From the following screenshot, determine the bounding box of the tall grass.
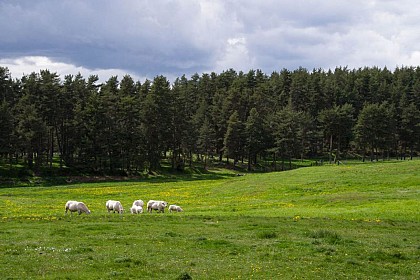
[0,160,419,279]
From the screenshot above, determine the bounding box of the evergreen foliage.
[0,66,419,173]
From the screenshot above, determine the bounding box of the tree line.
[0,66,419,174]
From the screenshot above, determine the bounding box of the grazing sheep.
[132,200,144,208]
[130,199,144,214]
[146,200,157,212]
[106,200,124,214]
[168,205,183,213]
[130,205,143,214]
[148,200,168,208]
[147,200,168,213]
[149,201,166,213]
[65,200,91,215]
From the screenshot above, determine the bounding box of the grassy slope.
[0,161,419,279]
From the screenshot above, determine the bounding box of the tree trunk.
[189,151,192,167]
[329,134,333,164]
[370,143,374,161]
[410,145,414,160]
[247,152,251,171]
[27,152,33,169]
[336,137,341,164]
[204,151,208,170]
[171,148,176,170]
[50,128,54,169]
[403,143,406,160]
[272,152,277,171]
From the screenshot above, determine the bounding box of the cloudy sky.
[1,0,420,82]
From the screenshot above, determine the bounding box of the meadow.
[0,160,419,279]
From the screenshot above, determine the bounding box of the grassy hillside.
[0,160,419,279]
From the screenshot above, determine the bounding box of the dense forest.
[0,66,419,174]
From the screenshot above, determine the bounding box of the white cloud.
[0,56,144,83]
[215,36,255,72]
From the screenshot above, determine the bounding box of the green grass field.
[0,161,419,279]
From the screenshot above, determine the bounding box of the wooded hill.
[0,66,419,174]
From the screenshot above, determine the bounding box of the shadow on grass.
[0,164,238,189]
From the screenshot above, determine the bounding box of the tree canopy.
[0,66,419,174]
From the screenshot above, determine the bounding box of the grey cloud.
[1,0,226,77]
[1,0,420,80]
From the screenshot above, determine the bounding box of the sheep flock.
[65,199,183,215]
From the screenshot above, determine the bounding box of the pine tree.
[319,104,354,163]
[399,102,420,159]
[273,106,304,170]
[245,108,264,170]
[0,100,14,159]
[223,111,244,166]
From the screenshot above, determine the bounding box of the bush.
[309,229,341,244]
[257,231,278,239]
[175,272,192,280]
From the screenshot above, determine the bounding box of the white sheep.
[147,200,168,213]
[168,205,183,213]
[130,205,143,214]
[65,200,91,215]
[132,199,144,208]
[106,200,124,214]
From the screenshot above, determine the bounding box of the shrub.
[309,229,341,244]
[257,231,278,239]
[175,272,192,280]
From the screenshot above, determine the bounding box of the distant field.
[0,160,419,279]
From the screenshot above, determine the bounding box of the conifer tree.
[223,111,244,165]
